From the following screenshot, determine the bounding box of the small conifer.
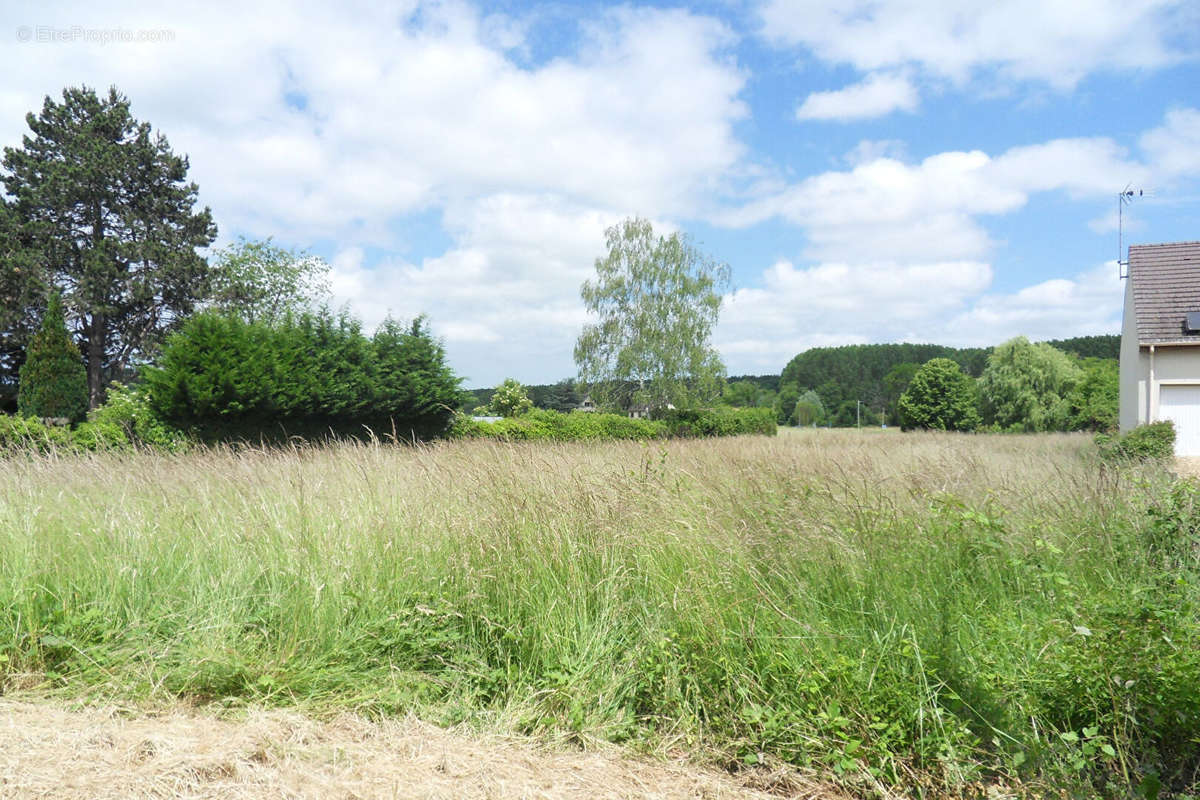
[18,293,88,422]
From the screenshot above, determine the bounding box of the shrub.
[657,406,776,437]
[17,293,88,423]
[0,413,128,455]
[144,311,461,442]
[69,420,129,451]
[1095,420,1175,462]
[87,383,185,450]
[451,407,775,442]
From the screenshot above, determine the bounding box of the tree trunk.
[87,313,104,409]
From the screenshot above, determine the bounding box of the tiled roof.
[1129,241,1200,345]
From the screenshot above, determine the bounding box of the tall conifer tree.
[2,86,217,407]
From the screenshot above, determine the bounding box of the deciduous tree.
[206,237,330,323]
[898,358,980,431]
[574,218,729,411]
[978,337,1081,432]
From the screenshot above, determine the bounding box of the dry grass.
[0,698,844,800]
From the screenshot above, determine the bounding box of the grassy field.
[1,431,1197,797]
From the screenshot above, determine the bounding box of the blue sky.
[3,1,1199,386]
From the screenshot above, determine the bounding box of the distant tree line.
[774,336,1118,430]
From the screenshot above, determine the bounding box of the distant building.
[1119,241,1200,455]
[578,395,597,413]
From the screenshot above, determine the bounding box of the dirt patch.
[0,699,846,799]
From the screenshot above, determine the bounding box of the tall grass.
[1,430,1197,795]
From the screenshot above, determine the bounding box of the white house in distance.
[1119,241,1200,455]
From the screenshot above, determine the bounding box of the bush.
[69,420,129,451]
[88,383,186,450]
[1095,421,1175,462]
[451,407,776,443]
[17,293,89,423]
[0,413,129,455]
[144,311,461,442]
[657,406,776,437]
[485,378,534,418]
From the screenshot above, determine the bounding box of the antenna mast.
[1118,185,1142,279]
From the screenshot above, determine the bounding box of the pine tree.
[18,293,88,423]
[2,86,217,408]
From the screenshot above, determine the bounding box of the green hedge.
[0,414,129,454]
[450,407,776,442]
[1095,420,1175,462]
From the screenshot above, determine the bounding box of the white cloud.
[796,72,918,121]
[941,263,1123,345]
[722,124,1171,264]
[843,139,909,166]
[716,259,993,371]
[1141,108,1200,179]
[327,193,615,384]
[0,1,746,243]
[761,0,1189,88]
[717,259,1123,373]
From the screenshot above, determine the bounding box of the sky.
[3,1,1199,387]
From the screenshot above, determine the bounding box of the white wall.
[1119,278,1143,432]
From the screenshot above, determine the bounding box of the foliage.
[17,293,88,423]
[205,237,330,323]
[794,389,826,426]
[87,382,186,450]
[0,199,44,413]
[978,337,1083,432]
[451,409,666,441]
[882,362,920,426]
[451,407,774,442]
[830,399,880,427]
[371,316,463,440]
[143,310,461,441]
[1044,334,1121,361]
[485,378,533,418]
[775,384,800,426]
[657,406,776,437]
[1,86,217,408]
[781,344,987,424]
[1067,358,1119,432]
[778,338,1116,430]
[575,217,730,411]
[897,358,981,431]
[1095,421,1175,462]
[0,413,127,454]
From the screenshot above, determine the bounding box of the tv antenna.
[1118,184,1142,279]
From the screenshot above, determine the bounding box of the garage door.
[1158,384,1200,456]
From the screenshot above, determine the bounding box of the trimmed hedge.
[450,407,776,442]
[1095,420,1176,462]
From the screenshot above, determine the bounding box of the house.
[1119,241,1200,455]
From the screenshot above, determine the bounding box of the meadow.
[1,430,1197,797]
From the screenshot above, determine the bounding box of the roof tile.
[1129,241,1200,345]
